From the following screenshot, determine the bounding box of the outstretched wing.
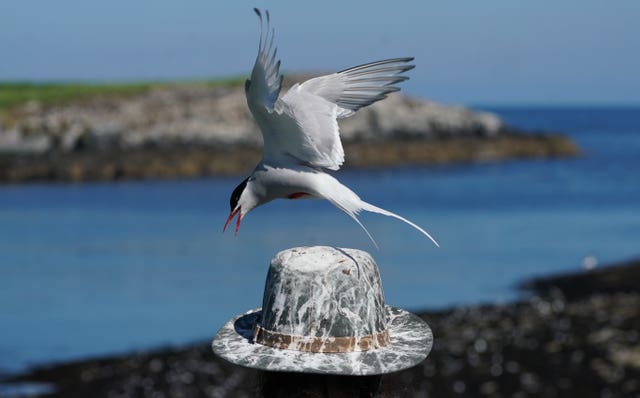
[296,58,415,119]
[270,58,414,170]
[244,10,413,171]
[245,8,283,114]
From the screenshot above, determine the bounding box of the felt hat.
[212,246,432,375]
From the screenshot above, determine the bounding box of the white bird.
[224,8,439,248]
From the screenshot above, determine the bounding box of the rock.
[340,95,504,141]
[520,257,640,300]
[1,85,506,154]
[0,127,52,154]
[7,259,640,397]
[0,80,579,182]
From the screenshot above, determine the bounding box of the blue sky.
[1,0,639,105]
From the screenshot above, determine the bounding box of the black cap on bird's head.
[224,177,249,236]
[230,177,248,211]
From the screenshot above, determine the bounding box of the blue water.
[1,107,639,373]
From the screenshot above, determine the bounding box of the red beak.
[223,207,242,236]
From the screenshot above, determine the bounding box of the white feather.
[249,165,439,248]
[246,9,282,113]
[245,10,414,171]
[236,9,438,247]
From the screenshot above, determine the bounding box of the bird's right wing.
[246,9,283,114]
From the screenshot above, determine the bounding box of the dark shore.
[0,133,578,183]
[0,81,579,183]
[4,258,639,397]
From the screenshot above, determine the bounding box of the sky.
[1,0,639,105]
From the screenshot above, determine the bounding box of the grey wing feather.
[272,57,414,170]
[297,57,415,118]
[247,8,283,113]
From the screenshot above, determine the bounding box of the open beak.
[223,206,242,236]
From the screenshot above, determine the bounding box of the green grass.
[0,77,245,112]
[0,82,154,111]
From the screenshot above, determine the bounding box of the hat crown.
[260,247,387,340]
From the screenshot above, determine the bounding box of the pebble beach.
[5,258,638,397]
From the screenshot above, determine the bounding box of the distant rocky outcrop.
[0,81,579,182]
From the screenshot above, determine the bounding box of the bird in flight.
[224,9,439,248]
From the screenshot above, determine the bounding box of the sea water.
[1,107,639,373]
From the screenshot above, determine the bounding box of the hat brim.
[212,306,433,375]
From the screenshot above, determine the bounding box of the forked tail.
[361,202,440,247]
[328,196,439,249]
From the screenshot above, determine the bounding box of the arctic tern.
[224,9,439,248]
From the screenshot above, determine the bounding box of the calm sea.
[1,106,639,373]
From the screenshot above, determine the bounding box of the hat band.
[253,324,390,353]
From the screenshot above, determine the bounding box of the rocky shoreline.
[4,258,638,397]
[0,83,579,183]
[0,134,578,183]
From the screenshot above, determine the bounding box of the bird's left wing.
[266,58,415,170]
[270,89,346,170]
[246,9,283,114]
[297,58,415,119]
[245,10,412,172]
[243,9,341,170]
